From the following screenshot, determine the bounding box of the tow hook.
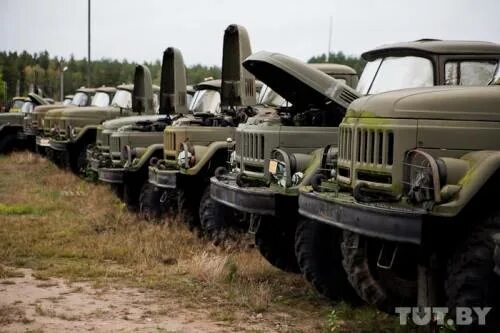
[377,243,399,270]
[248,214,260,235]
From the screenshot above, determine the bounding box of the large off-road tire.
[341,231,417,313]
[0,133,17,154]
[198,186,246,245]
[494,233,500,277]
[445,213,500,332]
[295,218,359,302]
[178,187,202,231]
[255,215,301,273]
[138,183,164,222]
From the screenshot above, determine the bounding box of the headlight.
[268,149,311,188]
[177,142,194,168]
[229,150,236,168]
[403,149,446,204]
[321,145,338,179]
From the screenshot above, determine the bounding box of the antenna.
[327,16,332,63]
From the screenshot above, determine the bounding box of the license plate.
[268,160,278,174]
[40,138,50,146]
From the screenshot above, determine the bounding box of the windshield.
[111,90,132,109]
[12,100,24,109]
[21,101,34,113]
[71,92,89,106]
[445,60,498,86]
[357,56,434,95]
[153,93,159,114]
[257,84,290,107]
[91,92,111,107]
[189,89,221,114]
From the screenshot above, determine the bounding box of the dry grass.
[0,152,400,332]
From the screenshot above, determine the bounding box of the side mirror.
[221,24,256,108]
[132,65,154,114]
[159,47,188,115]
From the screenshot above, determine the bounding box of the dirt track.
[0,267,266,333]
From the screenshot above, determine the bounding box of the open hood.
[243,51,360,112]
[221,24,256,107]
[132,65,154,115]
[159,47,188,115]
[28,93,48,106]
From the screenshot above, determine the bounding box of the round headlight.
[177,150,192,167]
[403,149,444,204]
[229,150,236,168]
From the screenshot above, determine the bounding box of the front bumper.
[49,139,70,152]
[148,166,179,189]
[298,191,425,245]
[36,136,51,148]
[210,177,296,216]
[98,167,125,184]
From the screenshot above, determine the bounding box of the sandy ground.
[0,267,268,333]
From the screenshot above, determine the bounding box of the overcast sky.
[1,0,499,66]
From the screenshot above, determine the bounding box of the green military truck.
[212,39,500,296]
[43,84,139,172]
[145,24,259,226]
[32,87,103,154]
[209,51,359,271]
[297,41,500,329]
[93,47,187,211]
[0,94,47,153]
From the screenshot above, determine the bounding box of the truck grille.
[110,136,121,155]
[339,126,394,166]
[239,132,265,162]
[165,132,176,151]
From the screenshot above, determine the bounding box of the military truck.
[144,24,260,226]
[0,94,47,153]
[44,84,138,173]
[31,87,101,153]
[296,41,500,327]
[93,47,187,211]
[211,39,500,291]
[208,51,359,271]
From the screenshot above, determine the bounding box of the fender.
[185,141,235,175]
[74,125,98,146]
[131,143,164,171]
[433,151,500,217]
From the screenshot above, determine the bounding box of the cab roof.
[76,87,97,93]
[96,86,117,94]
[363,39,500,61]
[194,79,221,91]
[309,63,357,75]
[116,84,134,92]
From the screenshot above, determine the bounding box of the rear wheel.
[445,212,500,332]
[255,215,300,273]
[341,231,418,313]
[295,218,359,302]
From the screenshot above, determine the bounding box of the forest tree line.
[0,50,365,105]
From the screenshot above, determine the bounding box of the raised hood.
[243,51,360,113]
[102,114,168,130]
[132,65,154,115]
[159,47,188,115]
[221,24,256,107]
[347,85,500,121]
[28,93,49,106]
